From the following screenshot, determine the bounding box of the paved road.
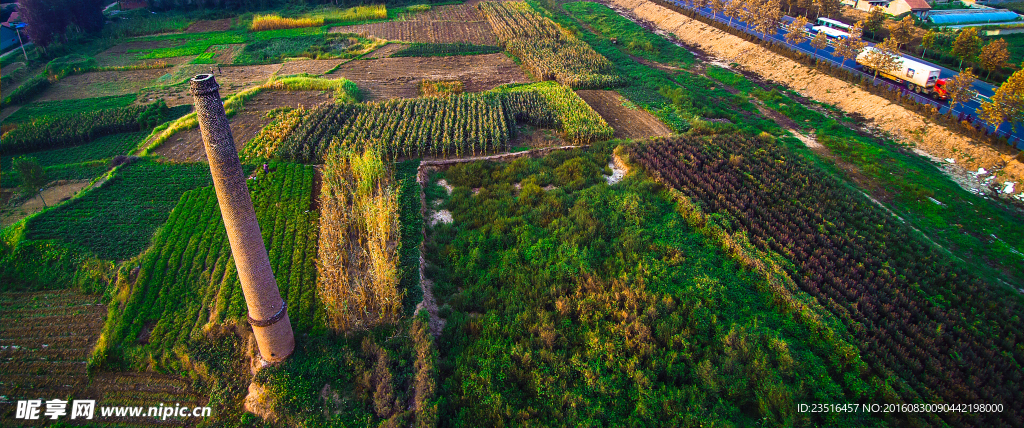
[666,1,1024,149]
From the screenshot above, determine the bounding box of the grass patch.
[4,94,138,124]
[233,33,383,64]
[24,159,214,261]
[562,1,694,68]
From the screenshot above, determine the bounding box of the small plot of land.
[186,18,234,33]
[35,68,169,102]
[0,180,93,228]
[139,63,284,107]
[206,44,246,64]
[577,90,672,139]
[334,21,496,45]
[0,290,203,424]
[363,43,405,59]
[332,3,496,45]
[94,40,191,67]
[276,58,349,76]
[328,54,528,100]
[154,91,334,162]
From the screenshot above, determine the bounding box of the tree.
[815,0,842,19]
[861,38,902,83]
[13,156,48,207]
[810,31,829,55]
[952,27,981,70]
[785,15,811,46]
[834,22,866,68]
[944,68,977,115]
[979,68,1024,131]
[693,0,711,13]
[742,0,762,25]
[980,38,1010,79]
[711,0,726,19]
[724,0,744,26]
[920,30,937,58]
[797,0,814,17]
[864,7,886,37]
[19,0,105,48]
[753,0,784,39]
[890,15,916,50]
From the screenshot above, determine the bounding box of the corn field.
[478,2,623,89]
[318,148,402,332]
[244,83,609,163]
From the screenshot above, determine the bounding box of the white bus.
[811,26,850,40]
[817,17,852,32]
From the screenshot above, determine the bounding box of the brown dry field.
[0,180,93,228]
[0,290,202,426]
[332,3,496,45]
[577,90,672,140]
[328,54,529,100]
[276,58,349,76]
[35,68,169,102]
[187,18,234,33]
[139,63,284,107]
[154,91,333,162]
[608,0,1024,196]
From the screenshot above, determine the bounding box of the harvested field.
[1,180,93,228]
[138,63,284,107]
[327,54,529,100]
[276,58,350,76]
[186,18,234,33]
[35,68,169,102]
[363,43,405,59]
[153,90,333,162]
[606,0,1024,196]
[0,290,203,425]
[577,89,672,139]
[333,21,496,45]
[333,3,496,45]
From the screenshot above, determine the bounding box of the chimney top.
[190,74,220,96]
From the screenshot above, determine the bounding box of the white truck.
[856,47,945,98]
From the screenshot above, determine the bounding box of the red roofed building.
[843,0,932,18]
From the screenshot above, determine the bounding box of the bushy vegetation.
[391,42,502,58]
[631,135,1024,426]
[479,1,624,89]
[98,162,319,369]
[427,147,880,426]
[24,159,213,261]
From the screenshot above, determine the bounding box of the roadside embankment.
[606,0,1024,198]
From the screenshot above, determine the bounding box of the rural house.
[842,0,932,17]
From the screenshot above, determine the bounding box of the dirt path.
[0,180,93,228]
[577,90,673,139]
[605,0,1024,198]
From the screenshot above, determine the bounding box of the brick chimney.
[189,74,294,363]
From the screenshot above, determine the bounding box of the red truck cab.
[933,78,950,100]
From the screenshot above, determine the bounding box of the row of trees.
[19,0,105,48]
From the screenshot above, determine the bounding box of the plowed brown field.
[331,3,496,45]
[327,54,529,100]
[606,0,1024,196]
[577,90,672,139]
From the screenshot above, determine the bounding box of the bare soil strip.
[1,180,93,228]
[606,0,1024,197]
[327,54,529,101]
[577,89,673,139]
